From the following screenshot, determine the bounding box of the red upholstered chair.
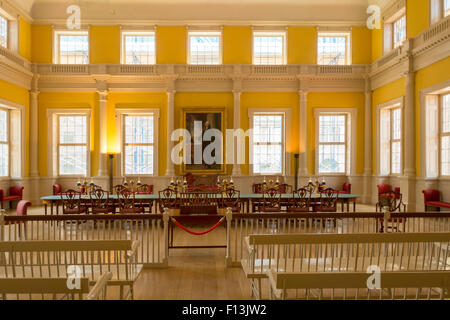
[338,182,351,194]
[287,188,311,212]
[423,189,450,211]
[377,184,392,195]
[0,186,24,209]
[53,184,63,195]
[4,200,31,239]
[60,189,87,214]
[260,188,282,212]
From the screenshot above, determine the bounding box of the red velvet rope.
[171,217,225,236]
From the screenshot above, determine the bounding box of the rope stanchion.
[170,216,225,236]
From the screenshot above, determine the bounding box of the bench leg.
[120,285,124,300]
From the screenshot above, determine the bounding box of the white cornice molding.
[1,0,33,23]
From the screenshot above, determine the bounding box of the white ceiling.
[11,0,393,24]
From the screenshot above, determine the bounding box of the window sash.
[393,15,406,48]
[317,33,349,65]
[440,94,450,176]
[0,109,9,177]
[380,107,402,175]
[58,115,88,175]
[253,32,286,65]
[188,32,221,65]
[57,33,89,64]
[318,114,348,173]
[0,15,7,48]
[123,115,155,175]
[122,32,156,65]
[252,114,285,175]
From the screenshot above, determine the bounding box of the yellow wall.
[307,92,365,175]
[37,92,98,177]
[156,26,186,64]
[0,79,30,177]
[223,26,252,64]
[407,0,429,38]
[288,27,317,64]
[31,25,53,63]
[371,28,383,62]
[415,57,450,176]
[352,27,372,64]
[89,26,121,64]
[19,18,31,61]
[371,78,406,174]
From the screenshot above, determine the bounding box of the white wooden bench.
[0,272,112,300]
[267,269,450,300]
[0,240,143,300]
[242,232,450,299]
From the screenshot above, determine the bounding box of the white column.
[298,90,308,176]
[166,90,176,176]
[404,70,416,177]
[29,90,39,177]
[97,90,108,177]
[363,77,372,203]
[232,90,242,175]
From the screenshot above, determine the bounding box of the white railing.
[0,46,31,70]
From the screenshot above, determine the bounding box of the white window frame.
[248,108,291,176]
[115,109,160,177]
[317,32,352,66]
[314,108,357,176]
[0,107,9,177]
[376,97,404,177]
[0,8,18,53]
[121,31,156,65]
[252,31,287,65]
[383,6,406,54]
[0,98,25,179]
[187,30,222,65]
[53,30,89,64]
[0,13,8,48]
[421,80,450,178]
[47,109,91,178]
[430,0,450,25]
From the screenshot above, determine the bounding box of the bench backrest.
[245,232,450,274]
[268,269,450,300]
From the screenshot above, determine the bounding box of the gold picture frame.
[181,107,226,175]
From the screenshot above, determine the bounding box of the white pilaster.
[29,83,39,178]
[232,89,242,176]
[166,89,176,176]
[363,77,372,203]
[97,90,108,177]
[298,90,308,176]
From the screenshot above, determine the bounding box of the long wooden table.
[40,193,359,215]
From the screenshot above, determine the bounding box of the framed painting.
[181,107,226,174]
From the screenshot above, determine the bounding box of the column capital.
[97,90,109,101]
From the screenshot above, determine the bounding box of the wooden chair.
[279,183,293,194]
[315,188,339,227]
[158,188,179,213]
[219,189,241,213]
[287,188,310,212]
[89,188,115,214]
[136,184,154,213]
[376,190,406,233]
[260,188,282,212]
[61,190,87,214]
[115,186,144,214]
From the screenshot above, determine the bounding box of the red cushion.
[423,189,440,202]
[426,201,450,209]
[342,183,351,193]
[377,184,392,194]
[9,186,24,197]
[3,195,21,201]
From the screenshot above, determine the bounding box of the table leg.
[353,200,356,212]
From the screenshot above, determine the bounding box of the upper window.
[441,94,450,175]
[252,114,284,175]
[393,15,406,48]
[124,115,155,175]
[0,15,7,48]
[317,32,351,65]
[122,31,155,65]
[188,31,221,65]
[317,114,348,173]
[379,106,402,175]
[58,115,88,175]
[55,31,89,64]
[253,32,286,65]
[430,0,450,25]
[0,109,9,177]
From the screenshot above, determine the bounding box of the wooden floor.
[3,204,377,300]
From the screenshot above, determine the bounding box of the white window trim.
[376,97,404,177]
[383,5,406,54]
[187,30,223,65]
[115,108,160,177]
[248,108,291,176]
[420,80,450,179]
[252,30,287,65]
[0,97,25,178]
[53,29,90,64]
[314,108,357,176]
[46,108,91,178]
[317,31,352,65]
[430,0,449,25]
[120,30,156,65]
[0,7,18,53]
